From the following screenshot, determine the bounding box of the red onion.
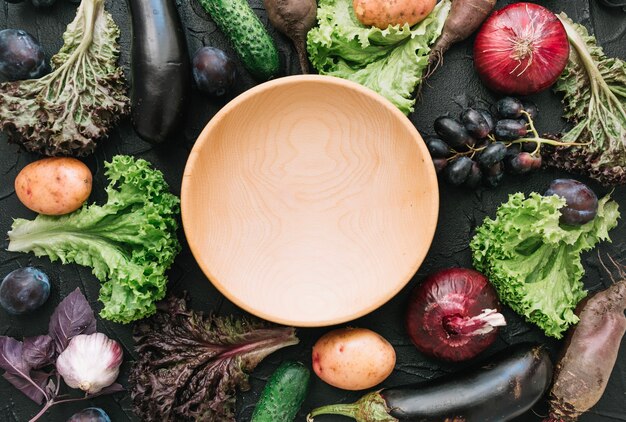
[405,268,505,362]
[473,2,569,95]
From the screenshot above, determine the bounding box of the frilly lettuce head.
[307,0,450,114]
[471,192,619,338]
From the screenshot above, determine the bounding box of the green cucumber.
[196,0,280,81]
[251,361,311,422]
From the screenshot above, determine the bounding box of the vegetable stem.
[307,392,398,422]
[307,403,361,420]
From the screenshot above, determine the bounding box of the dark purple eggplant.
[128,0,190,144]
[307,343,552,422]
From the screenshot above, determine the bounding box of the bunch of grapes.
[427,97,552,189]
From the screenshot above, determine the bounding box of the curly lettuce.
[544,14,626,185]
[307,0,450,114]
[470,193,619,338]
[0,0,129,156]
[7,156,180,323]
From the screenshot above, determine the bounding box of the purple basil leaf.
[3,370,49,404]
[0,336,50,404]
[49,288,97,353]
[92,382,125,396]
[23,335,55,369]
[0,336,29,375]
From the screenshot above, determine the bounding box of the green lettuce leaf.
[307,0,450,114]
[7,156,181,323]
[544,14,626,185]
[470,193,619,338]
[0,0,129,157]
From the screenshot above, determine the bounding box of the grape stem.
[446,108,589,161]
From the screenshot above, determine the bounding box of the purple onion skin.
[405,268,501,362]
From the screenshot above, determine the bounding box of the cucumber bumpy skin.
[251,361,311,422]
[197,0,280,81]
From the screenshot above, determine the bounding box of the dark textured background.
[1,0,625,421]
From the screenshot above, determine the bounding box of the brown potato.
[312,327,395,390]
[15,157,92,215]
[353,0,437,29]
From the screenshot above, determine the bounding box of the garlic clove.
[56,332,123,394]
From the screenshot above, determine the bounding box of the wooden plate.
[182,75,439,326]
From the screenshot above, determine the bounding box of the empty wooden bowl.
[182,75,439,327]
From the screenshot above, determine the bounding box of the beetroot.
[544,259,626,422]
[405,268,505,362]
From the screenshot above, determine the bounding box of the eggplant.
[307,343,552,422]
[128,0,190,144]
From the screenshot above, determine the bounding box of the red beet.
[405,268,505,362]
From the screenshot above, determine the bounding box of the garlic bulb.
[56,333,123,394]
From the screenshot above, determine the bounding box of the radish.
[545,257,626,422]
[427,0,497,75]
[405,268,506,362]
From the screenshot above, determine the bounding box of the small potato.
[353,0,437,29]
[15,157,92,215]
[312,327,395,390]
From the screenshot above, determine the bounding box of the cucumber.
[196,0,280,81]
[251,361,311,422]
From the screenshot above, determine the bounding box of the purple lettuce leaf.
[23,335,55,369]
[0,336,50,404]
[130,295,299,422]
[49,288,97,353]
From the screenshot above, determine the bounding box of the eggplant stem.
[307,403,360,420]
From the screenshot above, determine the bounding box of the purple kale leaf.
[0,336,50,404]
[49,288,97,353]
[22,335,55,369]
[129,295,299,422]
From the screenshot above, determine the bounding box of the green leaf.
[307,0,450,114]
[470,193,619,338]
[0,0,129,156]
[7,156,181,323]
[547,14,626,185]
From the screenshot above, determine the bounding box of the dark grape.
[465,161,482,188]
[496,97,524,119]
[425,137,451,158]
[444,156,473,185]
[434,116,475,150]
[506,151,534,174]
[32,0,56,7]
[484,162,504,187]
[476,108,496,134]
[521,140,538,153]
[0,29,48,81]
[545,179,598,225]
[67,408,111,422]
[432,158,448,173]
[0,267,50,315]
[495,119,528,141]
[530,154,542,169]
[521,100,538,121]
[478,142,507,168]
[461,108,490,139]
[192,47,237,97]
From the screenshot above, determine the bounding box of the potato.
[312,327,395,390]
[15,157,92,215]
[353,0,437,29]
